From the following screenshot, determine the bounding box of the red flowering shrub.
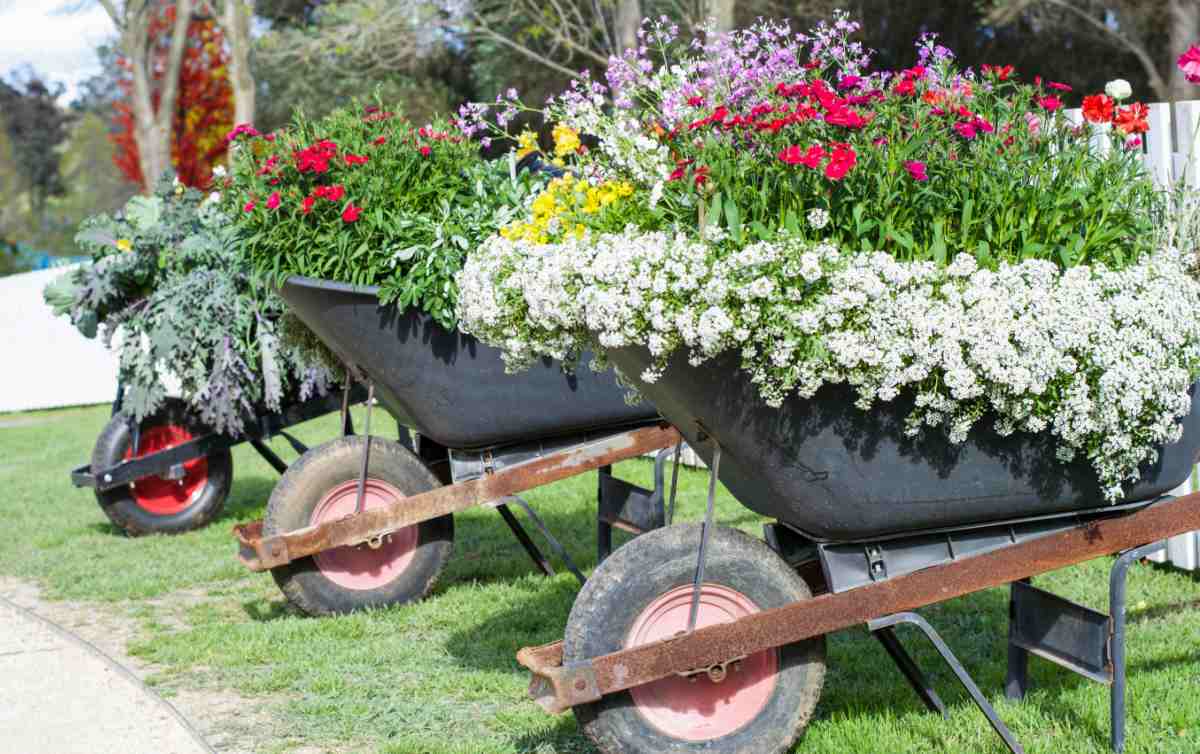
[227,104,544,326]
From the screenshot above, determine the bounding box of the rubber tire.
[91,398,233,537]
[565,524,826,754]
[265,435,454,616]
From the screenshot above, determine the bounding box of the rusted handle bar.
[236,423,681,571]
[520,492,1200,714]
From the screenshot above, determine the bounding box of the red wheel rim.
[124,424,209,516]
[309,479,418,591]
[625,583,777,742]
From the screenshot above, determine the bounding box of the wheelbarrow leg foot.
[872,625,947,717]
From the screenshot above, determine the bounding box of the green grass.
[3,403,1200,753]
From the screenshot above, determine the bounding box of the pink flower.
[953,121,977,140]
[1047,81,1072,92]
[1124,135,1144,151]
[1024,111,1042,137]
[419,145,432,157]
[226,123,260,142]
[777,145,804,165]
[904,160,929,182]
[301,196,316,215]
[342,203,363,223]
[266,191,281,210]
[1037,95,1063,112]
[1179,45,1200,84]
[243,199,255,213]
[824,106,868,129]
[800,144,826,169]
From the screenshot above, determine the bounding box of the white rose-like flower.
[212,165,227,178]
[1105,79,1132,101]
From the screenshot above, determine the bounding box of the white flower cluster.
[458,232,1200,500]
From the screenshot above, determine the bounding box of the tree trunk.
[705,0,736,32]
[1167,0,1200,101]
[614,0,641,56]
[221,0,256,125]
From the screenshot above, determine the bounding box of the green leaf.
[931,219,947,265]
[724,198,742,243]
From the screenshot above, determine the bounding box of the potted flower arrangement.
[458,14,1200,539]
[44,177,340,534]
[225,104,658,449]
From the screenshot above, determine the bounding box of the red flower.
[243,199,255,213]
[953,121,977,140]
[778,145,803,165]
[373,136,387,146]
[982,64,1014,82]
[256,155,279,176]
[295,139,338,174]
[419,145,432,157]
[825,143,856,181]
[1037,95,1063,112]
[1179,45,1200,84]
[800,144,826,169]
[1082,94,1114,123]
[693,166,710,187]
[904,160,929,182]
[301,196,316,215]
[313,184,345,202]
[343,153,370,166]
[1047,81,1072,92]
[266,191,281,210]
[824,106,867,129]
[1114,103,1150,135]
[226,123,260,142]
[895,78,916,97]
[342,203,363,223]
[668,158,694,181]
[686,95,705,107]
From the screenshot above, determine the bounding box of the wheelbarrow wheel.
[564,524,825,754]
[265,435,454,616]
[91,398,233,537]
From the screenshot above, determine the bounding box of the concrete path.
[0,594,213,754]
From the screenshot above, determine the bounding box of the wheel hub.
[625,583,777,742]
[124,424,209,516]
[309,479,418,591]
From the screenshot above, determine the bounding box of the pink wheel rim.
[124,424,209,516]
[309,479,418,591]
[626,583,777,742]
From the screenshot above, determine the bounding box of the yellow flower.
[116,238,133,252]
[552,123,581,157]
[515,130,538,159]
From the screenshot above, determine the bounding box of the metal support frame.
[872,626,946,717]
[1005,542,1167,753]
[518,492,1200,716]
[496,503,555,578]
[235,424,681,572]
[869,613,1024,754]
[506,496,585,585]
[596,445,675,563]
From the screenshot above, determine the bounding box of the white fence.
[0,266,119,413]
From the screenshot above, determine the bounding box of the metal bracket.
[1004,540,1167,753]
[870,612,1024,754]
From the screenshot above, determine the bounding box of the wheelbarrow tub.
[279,276,657,450]
[604,345,1200,541]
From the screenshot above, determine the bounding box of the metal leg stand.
[597,465,614,564]
[249,439,289,475]
[496,503,555,578]
[869,613,1024,754]
[688,443,721,633]
[872,626,948,717]
[352,383,375,515]
[1006,578,1031,701]
[1110,541,1165,754]
[507,496,586,586]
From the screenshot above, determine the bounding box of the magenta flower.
[1037,95,1063,112]
[266,191,281,210]
[953,121,977,140]
[904,160,929,182]
[1179,45,1200,84]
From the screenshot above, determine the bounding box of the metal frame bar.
[872,626,946,717]
[1109,542,1166,753]
[234,424,682,572]
[72,386,367,491]
[869,613,1024,754]
[518,492,1200,715]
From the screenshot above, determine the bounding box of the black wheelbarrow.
[233,277,682,616]
[517,344,1200,754]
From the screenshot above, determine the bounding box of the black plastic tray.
[279,276,657,450]
[605,345,1200,541]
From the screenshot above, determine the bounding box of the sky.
[0,0,114,102]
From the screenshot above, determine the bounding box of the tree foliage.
[0,69,72,216]
[111,3,234,188]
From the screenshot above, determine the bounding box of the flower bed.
[458,15,1200,500]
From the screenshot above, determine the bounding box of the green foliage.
[227,104,544,327]
[46,178,337,436]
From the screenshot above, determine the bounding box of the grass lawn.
[3,402,1200,753]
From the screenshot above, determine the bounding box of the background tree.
[111,3,234,188]
[95,0,195,190]
[0,70,72,218]
[197,0,256,125]
[988,1,1197,102]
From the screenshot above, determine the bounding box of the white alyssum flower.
[458,232,1200,500]
[807,207,831,230]
[1105,79,1133,101]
